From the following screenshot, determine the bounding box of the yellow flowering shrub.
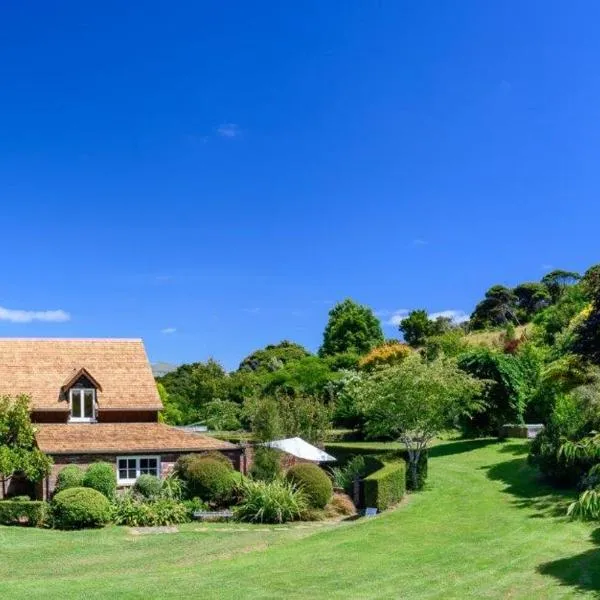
[359,342,412,370]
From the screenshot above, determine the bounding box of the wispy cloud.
[217,123,241,138]
[242,307,260,314]
[429,309,470,324]
[0,306,70,323]
[412,238,428,246]
[541,264,553,271]
[376,309,410,327]
[161,327,176,334]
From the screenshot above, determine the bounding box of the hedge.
[324,444,428,491]
[362,461,406,511]
[285,463,333,509]
[0,500,47,527]
[51,487,111,529]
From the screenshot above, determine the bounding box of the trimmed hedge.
[0,500,47,527]
[363,460,406,511]
[51,487,111,529]
[55,465,85,493]
[82,462,117,499]
[325,444,428,491]
[286,463,333,509]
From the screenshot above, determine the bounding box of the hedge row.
[362,461,406,511]
[324,444,428,491]
[0,500,47,527]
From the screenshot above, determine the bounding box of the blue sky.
[1,1,599,370]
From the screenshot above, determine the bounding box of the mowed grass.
[3,439,600,599]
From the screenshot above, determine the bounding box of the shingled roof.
[0,339,162,411]
[36,423,237,454]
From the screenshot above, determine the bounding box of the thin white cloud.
[541,264,553,271]
[412,238,428,246]
[0,306,70,323]
[161,327,176,334]
[377,309,410,327]
[217,123,241,138]
[429,310,470,324]
[242,307,260,314]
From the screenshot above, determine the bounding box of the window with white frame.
[69,388,96,422]
[117,456,160,485]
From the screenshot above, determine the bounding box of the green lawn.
[3,439,600,598]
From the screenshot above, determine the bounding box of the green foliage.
[285,463,333,509]
[470,285,520,329]
[0,500,47,527]
[160,472,186,500]
[51,487,111,529]
[111,493,190,526]
[423,329,469,360]
[541,269,581,303]
[250,447,281,482]
[199,400,241,431]
[0,395,53,487]
[55,465,85,493]
[457,348,535,434]
[359,341,412,370]
[319,298,384,357]
[175,456,236,505]
[133,474,163,499]
[363,460,406,511]
[238,340,310,373]
[82,462,117,499]
[399,310,432,347]
[330,455,366,493]
[234,479,307,524]
[573,265,600,363]
[513,282,551,321]
[352,353,482,488]
[567,488,600,520]
[242,396,282,442]
[330,370,365,429]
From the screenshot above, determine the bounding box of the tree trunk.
[409,453,420,490]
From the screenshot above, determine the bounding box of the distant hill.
[152,362,178,377]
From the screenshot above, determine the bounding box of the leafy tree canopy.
[399,310,454,348]
[542,269,581,303]
[319,299,384,357]
[238,340,310,373]
[470,285,519,330]
[0,395,53,491]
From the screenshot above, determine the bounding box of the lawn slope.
[2,440,600,599]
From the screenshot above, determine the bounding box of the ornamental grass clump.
[234,479,306,524]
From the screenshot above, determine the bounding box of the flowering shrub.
[358,342,411,371]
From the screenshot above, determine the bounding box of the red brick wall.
[41,449,242,500]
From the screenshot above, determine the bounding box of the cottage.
[0,338,241,499]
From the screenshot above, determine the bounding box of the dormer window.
[63,367,102,423]
[70,388,96,422]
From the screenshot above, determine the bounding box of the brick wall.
[40,449,242,500]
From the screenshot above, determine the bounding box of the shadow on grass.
[428,438,499,458]
[496,441,530,456]
[483,457,575,518]
[538,528,600,596]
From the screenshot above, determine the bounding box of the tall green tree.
[319,299,384,357]
[513,282,551,321]
[574,265,600,363]
[470,285,519,329]
[542,269,581,303]
[354,355,483,488]
[399,310,431,347]
[0,395,52,496]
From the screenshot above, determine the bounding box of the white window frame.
[69,388,97,423]
[116,455,161,486]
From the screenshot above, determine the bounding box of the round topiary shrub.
[55,465,85,494]
[286,463,333,509]
[51,487,111,529]
[133,474,163,499]
[176,456,235,505]
[82,462,116,499]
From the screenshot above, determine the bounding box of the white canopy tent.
[263,437,337,463]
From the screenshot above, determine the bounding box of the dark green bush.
[111,494,189,527]
[51,487,111,529]
[0,500,47,527]
[362,460,406,511]
[324,444,428,491]
[82,462,116,499]
[55,465,85,493]
[133,475,163,499]
[250,447,281,482]
[175,456,236,505]
[285,463,333,509]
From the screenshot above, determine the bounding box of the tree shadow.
[537,528,600,596]
[428,438,499,458]
[483,456,575,518]
[496,442,530,456]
